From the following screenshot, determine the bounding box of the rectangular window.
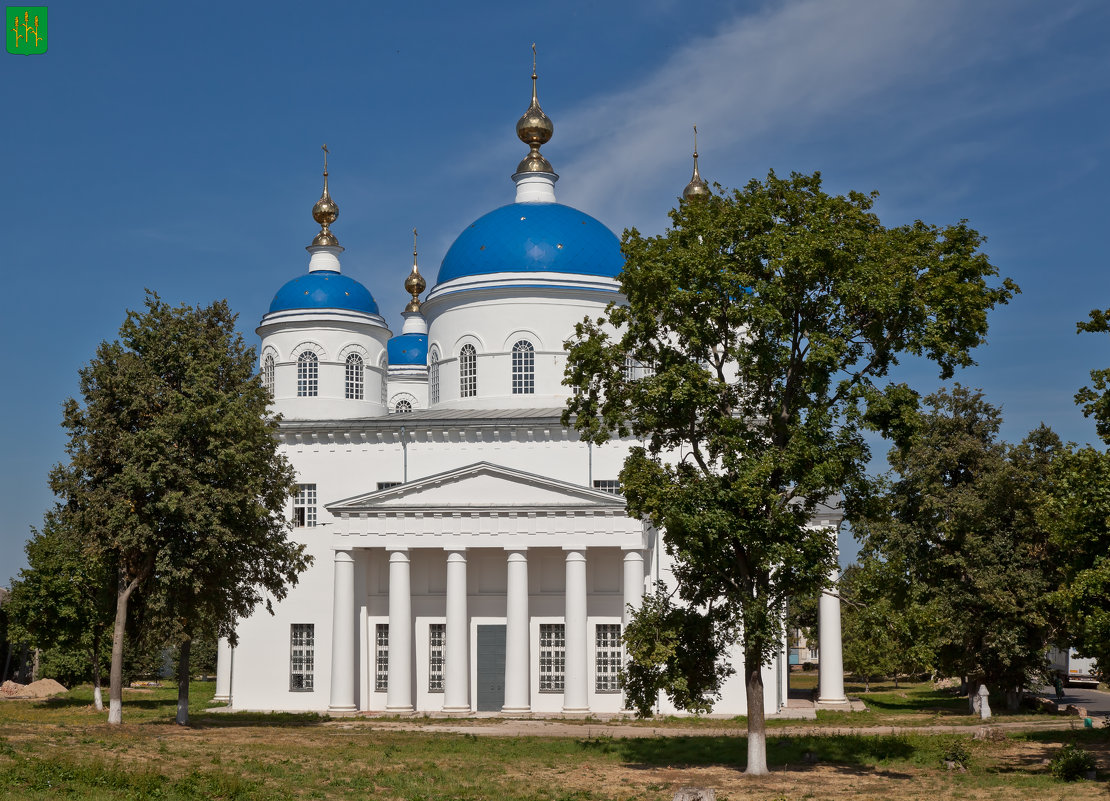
[290,624,314,691]
[375,624,389,691]
[376,481,401,490]
[592,480,621,495]
[539,623,565,692]
[595,623,622,693]
[428,623,446,692]
[293,484,316,527]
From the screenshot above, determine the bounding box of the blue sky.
[3,0,1109,577]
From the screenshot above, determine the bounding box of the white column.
[386,549,413,713]
[443,549,469,713]
[502,549,530,714]
[563,548,589,713]
[328,549,357,713]
[817,561,847,704]
[622,549,645,628]
[214,637,232,703]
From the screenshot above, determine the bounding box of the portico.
[323,462,645,715]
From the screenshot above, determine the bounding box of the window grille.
[293,484,316,528]
[263,353,275,396]
[345,353,364,400]
[429,348,440,405]
[592,480,621,495]
[511,340,535,394]
[290,624,314,691]
[460,344,477,398]
[379,356,388,405]
[428,623,446,692]
[375,624,389,691]
[394,399,412,413]
[297,352,318,397]
[595,623,622,693]
[376,481,401,490]
[539,623,565,692]
[623,356,637,382]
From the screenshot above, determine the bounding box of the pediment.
[326,461,626,516]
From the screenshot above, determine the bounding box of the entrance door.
[476,625,506,712]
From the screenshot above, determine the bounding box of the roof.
[268,270,380,315]
[436,202,624,284]
[387,333,428,366]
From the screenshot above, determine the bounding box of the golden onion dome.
[311,144,340,247]
[682,125,710,202]
[404,228,425,313]
[515,45,555,175]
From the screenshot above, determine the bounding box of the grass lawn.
[0,681,1106,799]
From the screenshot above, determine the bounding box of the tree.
[563,171,1015,774]
[1040,309,1110,678]
[855,386,1059,708]
[5,508,116,709]
[50,293,309,724]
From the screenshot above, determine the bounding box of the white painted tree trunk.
[93,685,103,711]
[744,660,769,775]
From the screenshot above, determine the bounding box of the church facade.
[213,69,847,717]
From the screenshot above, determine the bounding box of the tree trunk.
[90,639,104,712]
[743,651,769,776]
[108,575,141,724]
[31,648,40,682]
[176,637,191,726]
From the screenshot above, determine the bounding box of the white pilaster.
[817,559,847,704]
[443,549,470,713]
[622,549,645,628]
[328,549,357,713]
[214,637,232,703]
[502,549,530,714]
[563,548,589,713]
[387,549,414,713]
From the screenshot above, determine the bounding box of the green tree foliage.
[5,508,115,707]
[563,171,1014,774]
[856,386,1058,706]
[839,557,936,690]
[1040,308,1110,679]
[50,293,309,724]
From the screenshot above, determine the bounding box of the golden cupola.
[682,125,710,202]
[404,228,426,314]
[515,44,555,176]
[310,144,342,248]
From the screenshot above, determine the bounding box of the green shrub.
[1049,743,1096,781]
[940,737,971,768]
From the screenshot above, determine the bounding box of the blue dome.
[387,333,428,366]
[436,203,624,284]
[269,271,379,315]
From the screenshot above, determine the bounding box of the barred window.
[394,399,412,414]
[429,348,440,405]
[623,356,637,382]
[290,624,314,691]
[511,340,534,394]
[376,481,401,490]
[592,480,621,495]
[375,624,389,691]
[297,352,318,397]
[460,344,477,398]
[595,623,622,693]
[293,484,316,528]
[345,353,364,400]
[428,623,446,692]
[262,353,275,396]
[539,623,565,692]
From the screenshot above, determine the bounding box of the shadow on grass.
[185,710,328,728]
[576,733,917,778]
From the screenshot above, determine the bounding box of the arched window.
[262,353,275,396]
[429,347,440,405]
[394,399,412,413]
[511,340,534,394]
[345,353,364,400]
[623,356,637,382]
[297,352,318,397]
[460,344,477,398]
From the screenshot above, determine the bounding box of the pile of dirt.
[0,678,67,699]
[0,680,25,697]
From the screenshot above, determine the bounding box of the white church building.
[214,68,847,717]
